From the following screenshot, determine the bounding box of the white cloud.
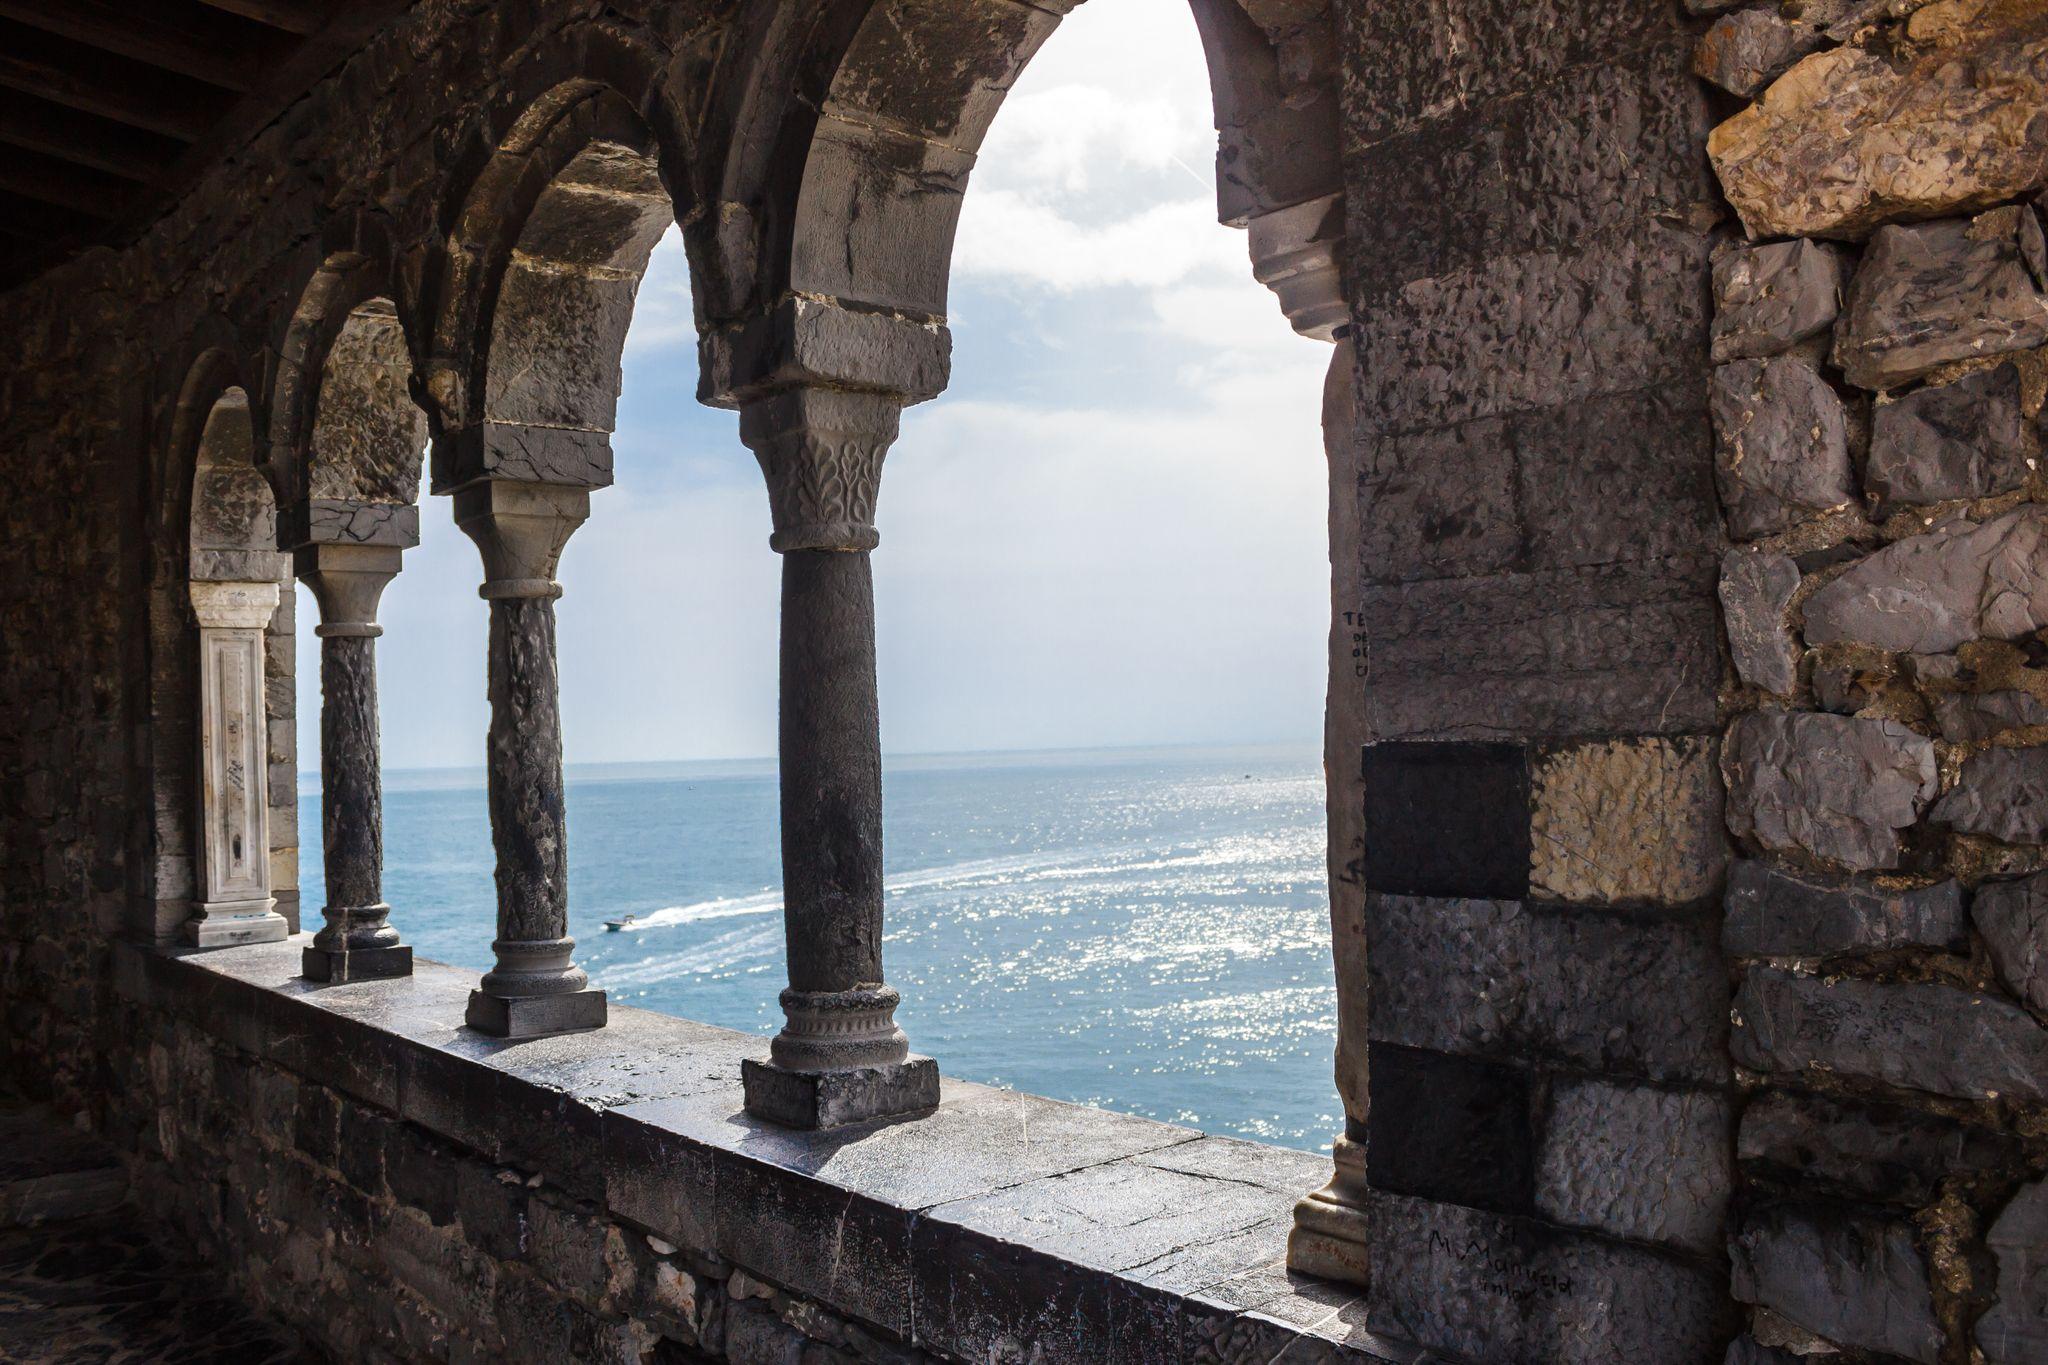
[623,224,694,355]
[951,190,1242,292]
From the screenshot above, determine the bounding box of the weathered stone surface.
[1978,1178,2048,1363]
[1720,550,1802,694]
[1710,355,1856,538]
[1722,859,1965,956]
[1932,744,2048,844]
[1721,712,1938,870]
[1364,1191,1732,1365]
[1527,737,1726,906]
[1533,1078,1731,1255]
[1711,239,1847,364]
[1724,1336,1804,1365]
[1367,894,1730,1085]
[1866,363,2036,513]
[1833,206,2048,391]
[1708,11,2048,240]
[1934,688,2048,741]
[1729,1202,1943,1364]
[1803,509,2048,654]
[1738,1089,2020,1206]
[1364,1043,1534,1216]
[1696,10,1826,99]
[1732,966,2048,1102]
[1972,872,2048,1011]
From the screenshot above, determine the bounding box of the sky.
[297,0,1331,769]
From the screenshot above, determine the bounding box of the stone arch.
[423,78,686,496]
[697,0,1345,405]
[144,350,294,946]
[270,251,429,543]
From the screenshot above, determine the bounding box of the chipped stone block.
[1712,239,1846,365]
[1533,1078,1731,1255]
[1732,966,2048,1103]
[1729,1202,1943,1364]
[1739,1089,2019,1207]
[1695,10,1825,100]
[1720,550,1802,695]
[1803,508,2048,655]
[1722,712,1937,871]
[1722,859,1965,956]
[1711,355,1856,539]
[1528,737,1725,905]
[1833,207,2048,392]
[1972,872,2048,1012]
[1932,744,2048,844]
[1708,17,2048,240]
[1866,363,2036,513]
[1978,1178,2048,1363]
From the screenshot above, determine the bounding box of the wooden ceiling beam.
[0,149,133,221]
[193,0,328,37]
[0,91,184,186]
[0,23,221,141]
[0,2,277,94]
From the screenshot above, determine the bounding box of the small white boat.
[603,914,636,932]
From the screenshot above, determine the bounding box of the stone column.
[738,387,938,1129]
[1288,335,1371,1285]
[186,580,290,947]
[454,479,606,1037]
[297,541,411,982]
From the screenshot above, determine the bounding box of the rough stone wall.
[110,985,912,1365]
[1337,1,1740,1359]
[1697,2,2048,1361]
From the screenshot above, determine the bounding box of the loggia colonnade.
[171,6,1352,1141]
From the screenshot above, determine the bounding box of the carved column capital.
[1248,192,1348,342]
[739,388,902,553]
[297,542,402,637]
[189,580,281,631]
[451,478,590,599]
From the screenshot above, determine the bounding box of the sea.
[298,743,1338,1152]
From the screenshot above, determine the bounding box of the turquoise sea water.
[299,744,1338,1151]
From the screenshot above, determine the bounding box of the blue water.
[300,744,1338,1150]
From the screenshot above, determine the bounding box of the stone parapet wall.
[110,939,1407,1364]
[1697,1,2048,1360]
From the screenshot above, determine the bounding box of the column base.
[1286,1135,1370,1286]
[183,903,289,948]
[742,1055,939,1130]
[302,943,412,984]
[465,987,607,1039]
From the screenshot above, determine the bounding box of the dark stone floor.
[0,1101,306,1365]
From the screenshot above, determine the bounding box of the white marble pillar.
[186,580,290,947]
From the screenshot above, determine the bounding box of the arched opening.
[865,0,1337,1148]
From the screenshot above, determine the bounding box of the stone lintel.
[699,296,951,410]
[464,986,607,1039]
[287,498,421,551]
[741,1055,940,1130]
[115,939,1409,1361]
[431,421,615,497]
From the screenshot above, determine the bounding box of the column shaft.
[480,594,583,994]
[778,549,885,992]
[455,478,604,1037]
[299,541,409,982]
[186,580,289,948]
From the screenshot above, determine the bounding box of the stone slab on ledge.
[114,934,1422,1363]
